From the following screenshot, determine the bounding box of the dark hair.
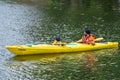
[55,36,60,41]
[85,28,91,34]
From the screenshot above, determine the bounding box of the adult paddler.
[77,28,95,45]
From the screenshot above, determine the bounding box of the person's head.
[55,36,60,41]
[84,28,91,35]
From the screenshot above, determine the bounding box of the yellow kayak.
[6,42,118,55]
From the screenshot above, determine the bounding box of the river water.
[0,0,120,80]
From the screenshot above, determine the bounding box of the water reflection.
[11,54,63,61]
[5,48,118,80]
[82,52,95,73]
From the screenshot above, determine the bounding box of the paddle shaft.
[77,37,103,43]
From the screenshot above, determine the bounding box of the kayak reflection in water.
[82,53,95,72]
[77,28,95,45]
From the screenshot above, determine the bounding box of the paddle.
[76,37,104,43]
[26,37,104,47]
[94,37,104,41]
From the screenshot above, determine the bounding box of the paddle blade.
[95,37,104,41]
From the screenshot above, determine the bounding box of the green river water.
[0,0,120,80]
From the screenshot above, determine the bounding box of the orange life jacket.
[82,34,95,44]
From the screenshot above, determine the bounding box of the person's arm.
[77,39,82,43]
[88,41,95,45]
[88,36,95,45]
[52,40,57,45]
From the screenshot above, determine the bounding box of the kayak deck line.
[5,42,119,55]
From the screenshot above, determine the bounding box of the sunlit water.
[0,0,120,80]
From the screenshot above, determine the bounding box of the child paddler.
[52,36,66,46]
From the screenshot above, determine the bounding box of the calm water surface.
[0,0,120,80]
